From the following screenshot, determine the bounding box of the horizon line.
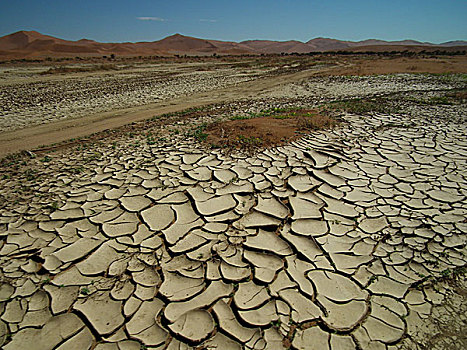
[2,29,466,46]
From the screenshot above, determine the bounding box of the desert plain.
[0,53,466,350]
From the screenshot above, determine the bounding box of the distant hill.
[0,30,465,58]
[0,30,66,51]
[438,40,467,47]
[240,40,314,54]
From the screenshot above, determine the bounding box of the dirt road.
[0,64,341,156]
[1,55,466,157]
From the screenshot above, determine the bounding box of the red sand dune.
[0,30,465,58]
[240,40,315,54]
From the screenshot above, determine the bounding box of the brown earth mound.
[204,109,336,150]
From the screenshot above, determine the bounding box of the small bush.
[189,123,208,142]
[297,113,336,130]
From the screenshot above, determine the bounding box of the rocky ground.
[0,62,466,350]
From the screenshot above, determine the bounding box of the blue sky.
[0,0,465,43]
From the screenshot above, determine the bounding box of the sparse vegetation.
[48,201,59,211]
[296,112,336,130]
[230,115,251,120]
[405,89,467,105]
[325,98,400,115]
[270,320,281,328]
[198,107,338,151]
[40,155,52,162]
[189,123,209,142]
[236,134,264,146]
[24,169,37,181]
[40,277,51,286]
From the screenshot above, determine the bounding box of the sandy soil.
[328,56,467,75]
[204,109,336,150]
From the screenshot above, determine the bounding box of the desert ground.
[0,54,466,350]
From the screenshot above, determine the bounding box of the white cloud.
[137,17,166,22]
[200,19,218,23]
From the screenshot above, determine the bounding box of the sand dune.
[0,30,465,58]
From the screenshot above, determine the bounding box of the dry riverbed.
[0,57,466,350]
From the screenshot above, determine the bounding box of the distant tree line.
[278,50,466,57]
[1,49,465,65]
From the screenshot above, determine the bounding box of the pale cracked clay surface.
[0,69,466,350]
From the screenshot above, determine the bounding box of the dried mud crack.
[0,58,466,350]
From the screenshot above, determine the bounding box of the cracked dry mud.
[0,61,273,132]
[0,70,466,350]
